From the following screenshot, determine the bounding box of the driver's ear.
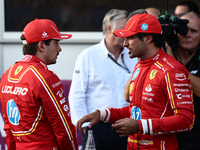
[144,35,153,44]
[38,41,45,52]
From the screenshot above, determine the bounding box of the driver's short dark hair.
[20,35,51,55]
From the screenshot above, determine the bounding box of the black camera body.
[158,15,189,50]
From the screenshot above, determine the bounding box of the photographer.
[166,12,200,150]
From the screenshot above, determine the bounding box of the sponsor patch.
[141,23,148,31]
[176,94,190,99]
[174,88,189,92]
[142,96,153,103]
[175,73,186,81]
[145,84,152,92]
[7,100,20,125]
[132,68,140,80]
[131,106,141,120]
[177,101,193,105]
[129,82,134,93]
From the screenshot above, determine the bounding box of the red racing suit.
[101,49,195,150]
[0,55,78,150]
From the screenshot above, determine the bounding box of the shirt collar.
[100,39,126,57]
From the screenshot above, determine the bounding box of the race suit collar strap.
[139,48,164,66]
[22,54,48,69]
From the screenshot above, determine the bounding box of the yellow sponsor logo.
[15,66,23,76]
[149,69,158,80]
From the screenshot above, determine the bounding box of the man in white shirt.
[69,9,138,150]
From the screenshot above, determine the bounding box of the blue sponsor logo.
[132,68,140,80]
[131,106,141,120]
[7,100,20,125]
[141,23,148,31]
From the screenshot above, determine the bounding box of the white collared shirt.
[68,39,138,127]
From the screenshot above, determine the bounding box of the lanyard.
[108,53,130,73]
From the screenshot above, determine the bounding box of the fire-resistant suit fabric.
[101,49,194,150]
[0,55,78,150]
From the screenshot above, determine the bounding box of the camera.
[157,0,189,51]
[158,14,189,50]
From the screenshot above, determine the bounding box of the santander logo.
[145,84,152,92]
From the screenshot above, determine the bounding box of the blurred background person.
[145,7,160,17]
[68,9,138,150]
[174,1,199,18]
[167,12,200,150]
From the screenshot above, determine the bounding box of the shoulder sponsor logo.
[2,85,28,96]
[52,81,62,88]
[145,84,152,92]
[132,68,140,80]
[175,73,186,81]
[56,88,64,98]
[174,83,189,87]
[174,88,189,92]
[149,69,158,80]
[7,99,20,125]
[176,94,190,99]
[14,66,23,76]
[177,101,193,105]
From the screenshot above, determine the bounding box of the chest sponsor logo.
[143,91,155,96]
[131,106,141,120]
[145,84,152,92]
[7,100,20,125]
[14,66,23,76]
[132,68,140,80]
[149,70,158,80]
[175,73,186,81]
[142,96,153,103]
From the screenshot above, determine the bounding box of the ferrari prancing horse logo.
[149,69,158,80]
[15,66,23,76]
